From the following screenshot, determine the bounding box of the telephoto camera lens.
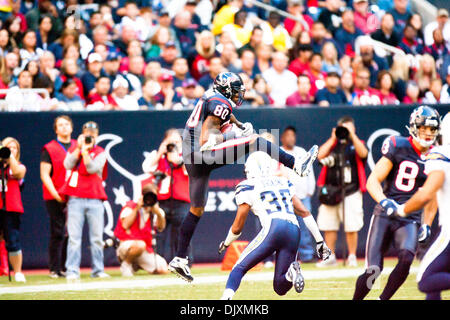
[166,143,176,153]
[0,146,11,160]
[143,191,158,207]
[103,237,120,248]
[85,136,93,144]
[335,126,349,140]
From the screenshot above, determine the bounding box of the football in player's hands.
[418,224,431,244]
[218,241,228,254]
[380,198,400,217]
[220,123,234,133]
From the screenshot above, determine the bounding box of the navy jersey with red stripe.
[182,89,234,154]
[377,135,429,222]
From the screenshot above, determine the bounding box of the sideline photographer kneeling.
[113,183,169,277]
[316,116,368,267]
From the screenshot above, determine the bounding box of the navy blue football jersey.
[377,135,429,222]
[182,89,234,154]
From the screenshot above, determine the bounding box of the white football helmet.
[441,112,450,145]
[244,151,277,179]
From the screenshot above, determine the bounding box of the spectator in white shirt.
[118,1,151,42]
[423,78,450,104]
[423,8,450,47]
[262,51,297,107]
[111,76,140,111]
[5,70,41,111]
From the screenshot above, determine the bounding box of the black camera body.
[0,146,11,160]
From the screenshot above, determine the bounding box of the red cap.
[159,73,173,82]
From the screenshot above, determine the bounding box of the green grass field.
[0,259,448,300]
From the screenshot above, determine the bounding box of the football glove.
[418,224,431,244]
[316,241,332,260]
[241,122,254,137]
[200,134,219,152]
[218,241,228,254]
[380,198,400,217]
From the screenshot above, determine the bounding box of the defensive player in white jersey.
[392,113,450,300]
[218,152,331,300]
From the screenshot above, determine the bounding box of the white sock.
[221,288,235,300]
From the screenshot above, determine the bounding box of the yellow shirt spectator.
[212,4,240,36]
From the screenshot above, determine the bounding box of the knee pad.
[398,249,415,266]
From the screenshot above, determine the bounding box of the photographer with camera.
[142,128,191,264]
[0,137,27,282]
[60,121,110,281]
[113,183,168,277]
[316,116,368,267]
[40,115,75,278]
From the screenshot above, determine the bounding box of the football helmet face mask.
[213,72,246,106]
[407,105,441,148]
[441,113,450,145]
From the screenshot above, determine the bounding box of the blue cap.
[106,51,120,61]
[182,78,197,88]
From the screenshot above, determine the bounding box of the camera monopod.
[0,163,11,282]
[336,143,347,267]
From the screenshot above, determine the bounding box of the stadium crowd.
[0,0,448,111]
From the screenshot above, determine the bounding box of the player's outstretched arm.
[366,156,393,203]
[292,195,330,260]
[218,203,251,253]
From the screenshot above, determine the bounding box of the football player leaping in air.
[353,106,441,300]
[392,112,450,300]
[219,152,331,300]
[168,72,319,282]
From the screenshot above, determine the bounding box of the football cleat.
[168,256,193,282]
[294,145,318,177]
[287,261,305,293]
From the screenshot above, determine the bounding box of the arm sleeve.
[64,152,79,170]
[85,152,107,175]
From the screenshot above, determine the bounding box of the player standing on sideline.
[353,106,441,300]
[392,113,450,300]
[168,72,319,282]
[219,152,331,300]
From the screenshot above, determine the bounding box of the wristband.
[397,204,406,217]
[224,228,241,246]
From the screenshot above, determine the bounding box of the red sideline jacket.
[59,144,108,200]
[114,201,154,253]
[42,139,76,201]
